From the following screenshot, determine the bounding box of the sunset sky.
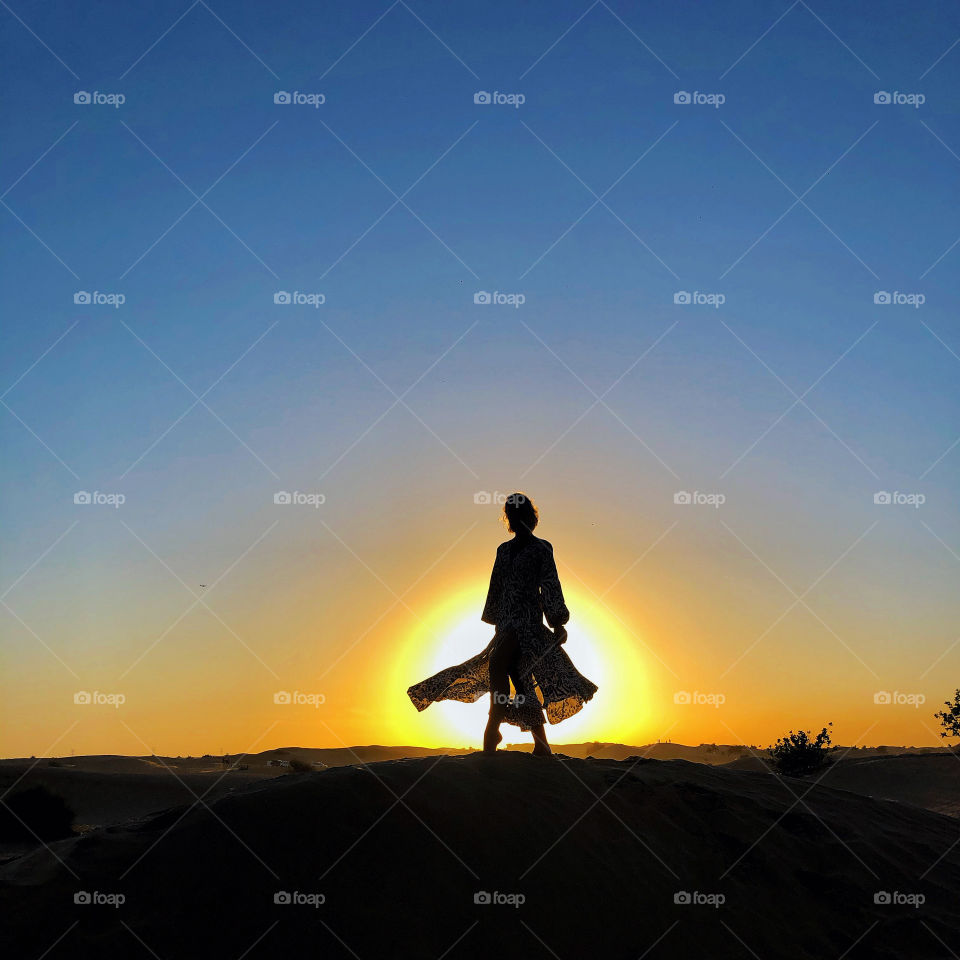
[2,1,958,757]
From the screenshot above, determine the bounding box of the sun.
[391,583,653,747]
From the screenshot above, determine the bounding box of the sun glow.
[391,583,653,747]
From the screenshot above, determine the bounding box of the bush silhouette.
[769,723,834,777]
[287,758,313,773]
[0,785,75,842]
[935,689,960,740]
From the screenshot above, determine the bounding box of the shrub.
[287,758,313,773]
[935,689,960,740]
[0,785,75,842]
[769,723,834,777]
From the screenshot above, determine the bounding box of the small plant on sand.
[0,785,75,842]
[769,723,834,777]
[934,689,960,742]
[287,758,313,773]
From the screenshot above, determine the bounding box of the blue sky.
[2,1,958,753]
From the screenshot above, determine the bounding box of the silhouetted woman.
[408,493,597,755]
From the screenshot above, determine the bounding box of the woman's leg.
[530,723,551,756]
[484,628,518,753]
[505,646,551,757]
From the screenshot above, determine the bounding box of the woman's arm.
[481,548,506,625]
[539,542,570,630]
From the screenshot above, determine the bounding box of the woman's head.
[502,492,538,534]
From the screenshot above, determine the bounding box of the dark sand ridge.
[2,751,958,959]
[2,743,955,830]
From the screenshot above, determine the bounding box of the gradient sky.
[2,1,958,757]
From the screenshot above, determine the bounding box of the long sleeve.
[481,549,506,624]
[539,544,569,628]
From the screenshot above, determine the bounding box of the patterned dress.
[407,536,598,730]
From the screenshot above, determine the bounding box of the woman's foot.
[532,744,553,757]
[482,726,502,754]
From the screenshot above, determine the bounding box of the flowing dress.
[407,536,598,730]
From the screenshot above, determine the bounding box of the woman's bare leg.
[503,646,551,757]
[531,723,552,756]
[485,629,517,753]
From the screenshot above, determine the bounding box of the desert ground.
[1,744,958,958]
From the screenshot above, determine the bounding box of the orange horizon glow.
[3,544,952,759]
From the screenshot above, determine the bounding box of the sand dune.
[4,743,951,832]
[815,753,960,820]
[2,752,958,959]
